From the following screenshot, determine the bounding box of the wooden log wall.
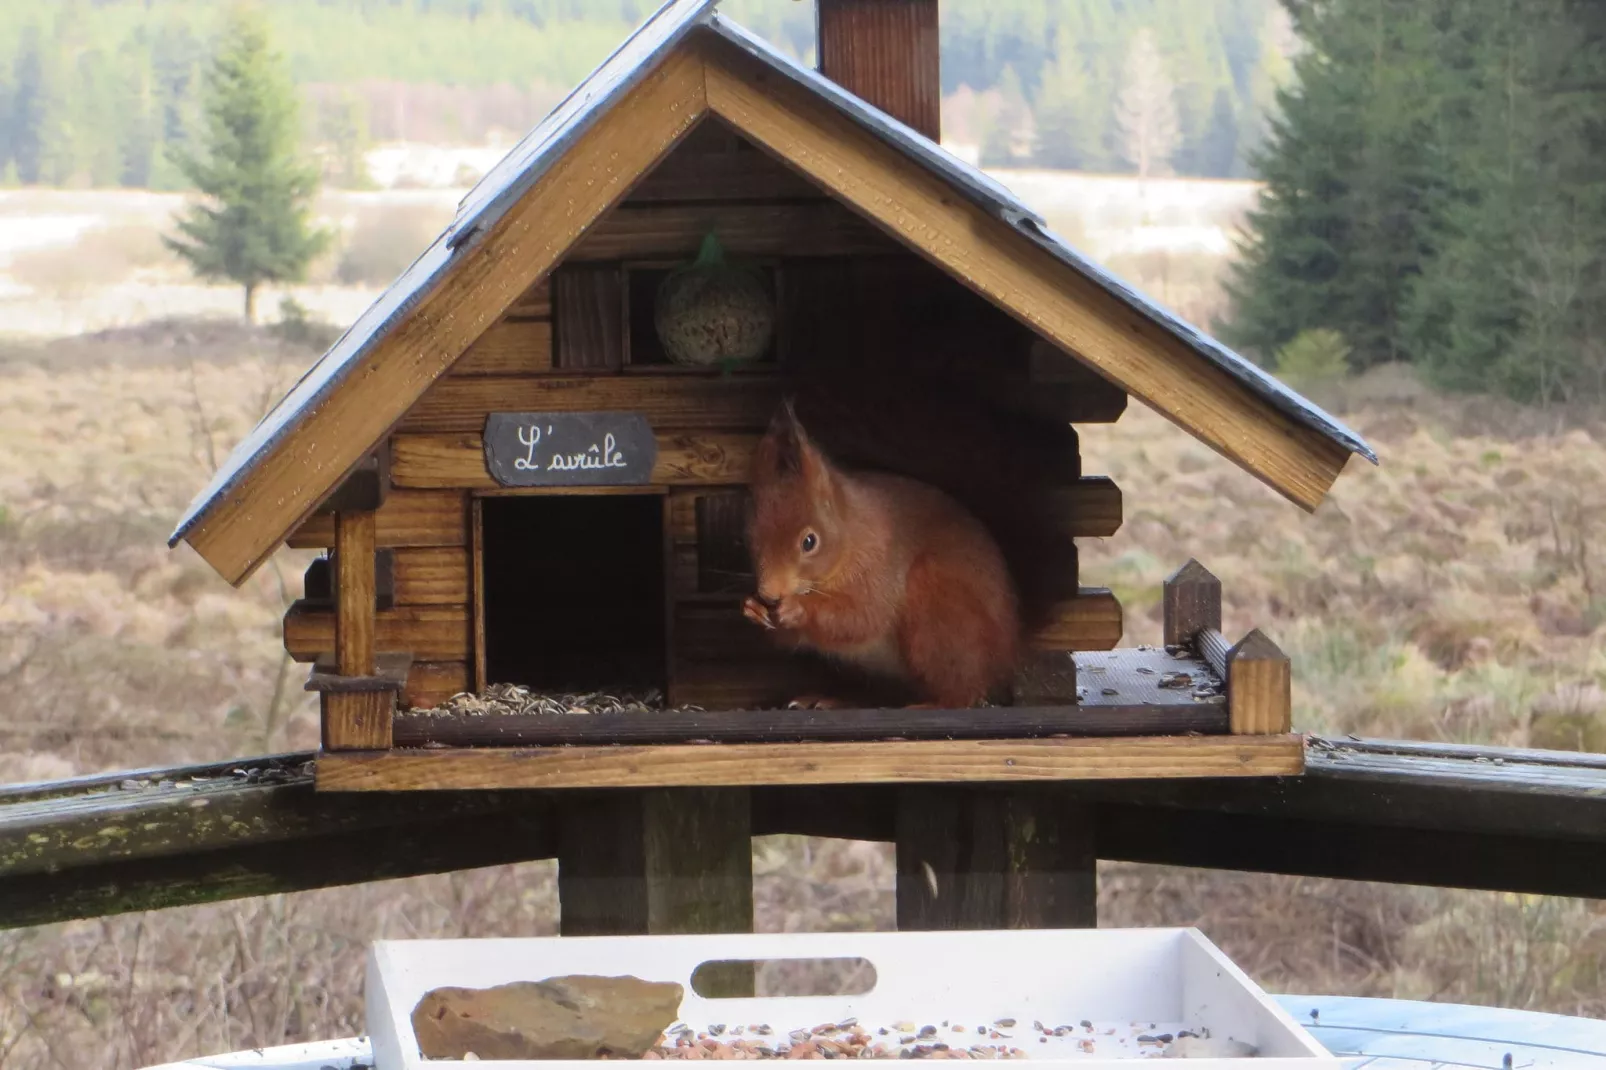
[285,119,1128,712]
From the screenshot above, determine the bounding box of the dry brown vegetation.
[2,317,1606,1067]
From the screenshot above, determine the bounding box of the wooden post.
[321,510,392,751]
[1226,629,1292,735]
[816,0,941,141]
[1162,559,1221,648]
[336,511,377,676]
[895,788,1095,930]
[558,788,755,995]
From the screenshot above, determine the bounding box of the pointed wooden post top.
[1162,558,1222,647]
[1228,628,1287,664]
[1226,628,1292,735]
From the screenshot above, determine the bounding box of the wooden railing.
[4,736,1606,930]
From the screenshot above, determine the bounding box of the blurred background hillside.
[2,2,1606,1067]
[0,0,1290,187]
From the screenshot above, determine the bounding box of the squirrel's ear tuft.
[756,399,805,478]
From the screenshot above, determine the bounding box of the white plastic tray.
[367,929,1340,1070]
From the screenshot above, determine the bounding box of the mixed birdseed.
[406,684,687,718]
[626,1019,1204,1060]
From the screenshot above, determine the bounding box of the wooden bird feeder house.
[169,0,1376,793]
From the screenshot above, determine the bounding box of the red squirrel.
[742,402,1022,709]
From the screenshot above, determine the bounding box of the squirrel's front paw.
[742,596,776,630]
[772,594,807,629]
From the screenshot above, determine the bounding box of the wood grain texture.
[1047,477,1122,539]
[659,476,1118,542]
[1012,649,1078,705]
[569,201,895,261]
[471,499,487,692]
[401,375,780,434]
[320,690,393,751]
[896,788,1095,930]
[1030,588,1122,651]
[628,124,823,202]
[391,702,1227,747]
[507,278,552,318]
[409,315,1125,421]
[306,651,409,694]
[311,452,389,514]
[556,792,646,936]
[334,512,377,677]
[667,657,830,711]
[182,48,709,585]
[554,263,625,369]
[1197,627,1231,679]
[391,548,469,605]
[300,549,395,612]
[817,0,941,141]
[313,734,1306,790]
[450,319,553,376]
[391,431,756,488]
[639,787,755,996]
[289,489,467,549]
[555,787,754,994]
[778,255,1126,427]
[284,601,471,662]
[1163,558,1222,648]
[702,40,1352,512]
[403,660,470,710]
[1228,629,1292,735]
[695,490,752,594]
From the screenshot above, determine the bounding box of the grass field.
[1,174,1604,1066]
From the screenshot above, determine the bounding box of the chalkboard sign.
[483,412,658,487]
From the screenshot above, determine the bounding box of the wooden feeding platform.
[164,0,1372,801]
[310,561,1302,791]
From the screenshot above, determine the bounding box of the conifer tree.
[1221,0,1451,368]
[1113,29,1180,177]
[165,5,329,322]
[1197,87,1239,178]
[10,25,65,185]
[1033,26,1104,170]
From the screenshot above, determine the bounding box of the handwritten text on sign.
[483,412,658,487]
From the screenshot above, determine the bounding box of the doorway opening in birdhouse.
[478,494,667,698]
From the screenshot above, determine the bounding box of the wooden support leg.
[558,787,755,994]
[320,509,392,751]
[895,787,1095,930]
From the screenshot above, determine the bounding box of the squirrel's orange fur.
[743,403,1021,709]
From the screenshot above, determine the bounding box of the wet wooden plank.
[314,735,1305,791]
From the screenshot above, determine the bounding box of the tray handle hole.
[690,957,878,999]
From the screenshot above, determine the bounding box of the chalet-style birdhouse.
[169,0,1375,792]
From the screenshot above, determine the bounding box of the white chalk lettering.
[514,425,542,470]
[547,432,629,472]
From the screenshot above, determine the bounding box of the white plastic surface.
[366,929,1338,1070]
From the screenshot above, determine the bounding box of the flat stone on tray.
[412,974,684,1061]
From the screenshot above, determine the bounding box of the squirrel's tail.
[786,364,1079,637]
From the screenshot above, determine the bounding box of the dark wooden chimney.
[816,0,940,141]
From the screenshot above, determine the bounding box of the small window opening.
[624,262,780,367]
[480,495,666,695]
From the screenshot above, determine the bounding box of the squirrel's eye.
[801,531,819,554]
